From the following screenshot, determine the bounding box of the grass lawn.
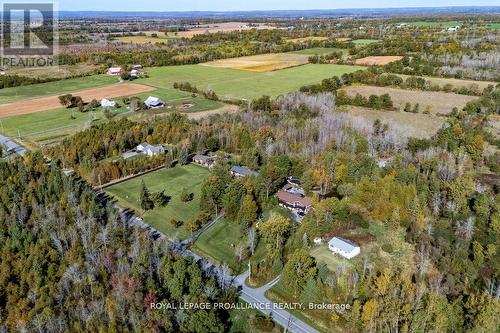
[310,245,353,272]
[487,23,500,30]
[290,47,349,56]
[265,284,331,333]
[105,164,209,240]
[0,106,129,146]
[351,39,379,47]
[193,218,268,274]
[145,63,365,100]
[0,75,117,104]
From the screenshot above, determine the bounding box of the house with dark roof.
[328,237,360,260]
[276,190,312,215]
[192,154,215,168]
[230,166,258,177]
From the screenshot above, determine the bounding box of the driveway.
[234,272,320,333]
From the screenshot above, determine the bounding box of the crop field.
[106,164,209,240]
[0,75,117,104]
[201,53,310,72]
[285,36,329,43]
[5,64,101,80]
[0,84,222,146]
[290,47,349,56]
[355,55,403,65]
[344,105,446,139]
[0,83,155,118]
[342,85,479,115]
[351,39,380,46]
[118,34,175,44]
[146,63,365,100]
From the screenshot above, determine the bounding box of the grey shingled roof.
[231,166,258,176]
[328,237,359,253]
[0,134,27,156]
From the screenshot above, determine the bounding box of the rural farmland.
[341,85,479,115]
[146,63,365,100]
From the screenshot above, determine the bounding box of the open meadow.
[105,164,209,240]
[343,105,446,139]
[201,53,310,72]
[341,85,479,115]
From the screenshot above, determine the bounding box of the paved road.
[234,272,320,333]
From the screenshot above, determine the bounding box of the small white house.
[136,142,165,157]
[328,237,360,260]
[107,67,123,76]
[101,98,116,108]
[144,96,165,109]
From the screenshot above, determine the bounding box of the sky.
[58,0,499,11]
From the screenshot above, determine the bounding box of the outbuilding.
[107,67,123,76]
[328,237,360,260]
[144,96,165,109]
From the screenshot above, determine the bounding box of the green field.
[145,63,364,100]
[193,218,267,273]
[0,86,222,146]
[352,39,379,47]
[487,23,500,30]
[0,75,117,104]
[409,21,461,28]
[0,60,363,146]
[310,245,353,272]
[105,164,209,240]
[290,47,348,55]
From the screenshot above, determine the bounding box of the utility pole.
[248,261,252,281]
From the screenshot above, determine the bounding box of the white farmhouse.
[101,98,116,108]
[328,237,360,260]
[136,142,165,157]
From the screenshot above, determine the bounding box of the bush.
[180,188,194,202]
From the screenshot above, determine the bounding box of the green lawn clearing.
[105,164,209,240]
[193,218,267,273]
[310,245,353,272]
[351,39,379,47]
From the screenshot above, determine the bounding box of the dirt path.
[0,83,156,118]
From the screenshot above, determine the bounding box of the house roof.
[231,166,258,176]
[146,145,164,154]
[0,134,27,156]
[108,67,122,72]
[328,237,359,253]
[193,154,214,162]
[144,96,164,107]
[276,190,311,208]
